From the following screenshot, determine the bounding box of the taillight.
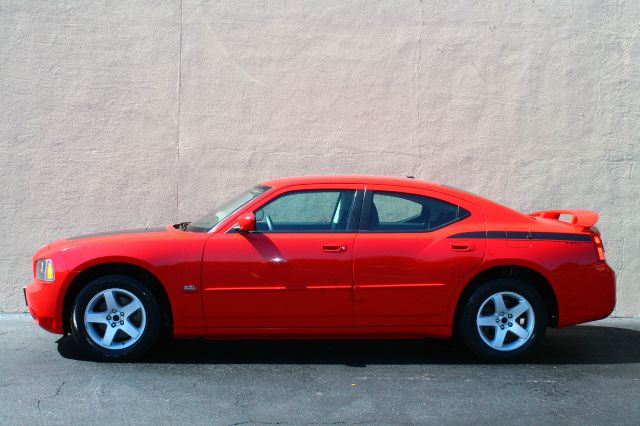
[593,234,605,262]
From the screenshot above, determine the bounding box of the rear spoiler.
[528,209,599,228]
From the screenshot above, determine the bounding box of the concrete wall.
[1,1,638,316]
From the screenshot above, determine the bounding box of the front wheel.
[459,278,547,361]
[70,275,161,361]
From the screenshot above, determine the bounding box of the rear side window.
[362,191,470,232]
[255,190,357,232]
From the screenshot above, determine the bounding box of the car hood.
[66,226,169,241]
[42,225,172,252]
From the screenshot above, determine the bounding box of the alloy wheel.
[476,291,535,351]
[83,288,146,349]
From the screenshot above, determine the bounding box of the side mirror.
[236,212,256,232]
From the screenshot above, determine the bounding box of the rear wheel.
[70,275,161,361]
[459,278,547,361]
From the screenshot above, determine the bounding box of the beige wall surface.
[1,1,638,316]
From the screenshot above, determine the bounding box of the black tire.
[459,278,547,362]
[70,275,161,361]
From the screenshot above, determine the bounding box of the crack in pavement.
[53,381,65,397]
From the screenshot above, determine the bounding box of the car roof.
[260,175,442,189]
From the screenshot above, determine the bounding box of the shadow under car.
[57,324,640,365]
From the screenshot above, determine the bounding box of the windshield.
[185,185,271,232]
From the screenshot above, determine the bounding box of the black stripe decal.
[448,231,591,242]
[507,231,530,239]
[449,231,487,239]
[530,232,592,241]
[487,231,507,238]
[67,227,166,240]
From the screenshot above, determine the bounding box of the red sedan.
[24,175,615,361]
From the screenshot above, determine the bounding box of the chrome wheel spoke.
[493,328,508,348]
[85,313,108,324]
[122,299,142,317]
[120,320,140,339]
[103,290,119,311]
[511,323,530,340]
[101,325,118,346]
[492,294,507,314]
[477,315,497,327]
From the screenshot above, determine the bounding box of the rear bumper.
[24,280,64,334]
[556,263,616,328]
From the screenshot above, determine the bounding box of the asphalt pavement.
[1,314,639,425]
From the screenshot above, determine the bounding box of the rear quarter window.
[363,191,470,232]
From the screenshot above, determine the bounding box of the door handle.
[450,241,473,252]
[322,243,347,253]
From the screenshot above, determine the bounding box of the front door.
[201,186,362,328]
[353,186,486,326]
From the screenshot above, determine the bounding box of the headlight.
[35,259,55,282]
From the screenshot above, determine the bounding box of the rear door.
[353,185,485,326]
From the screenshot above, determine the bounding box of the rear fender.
[445,259,554,326]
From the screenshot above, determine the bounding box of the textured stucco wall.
[1,1,638,316]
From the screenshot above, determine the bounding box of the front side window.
[362,191,470,232]
[255,190,357,232]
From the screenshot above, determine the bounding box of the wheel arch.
[452,264,559,331]
[62,262,173,336]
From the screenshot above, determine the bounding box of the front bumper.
[24,280,64,334]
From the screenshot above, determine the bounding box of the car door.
[353,186,485,327]
[201,185,363,328]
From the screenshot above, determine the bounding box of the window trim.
[236,188,364,234]
[358,189,471,233]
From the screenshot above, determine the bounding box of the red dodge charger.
[25,175,615,361]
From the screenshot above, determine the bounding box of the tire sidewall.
[460,278,547,362]
[71,275,161,361]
